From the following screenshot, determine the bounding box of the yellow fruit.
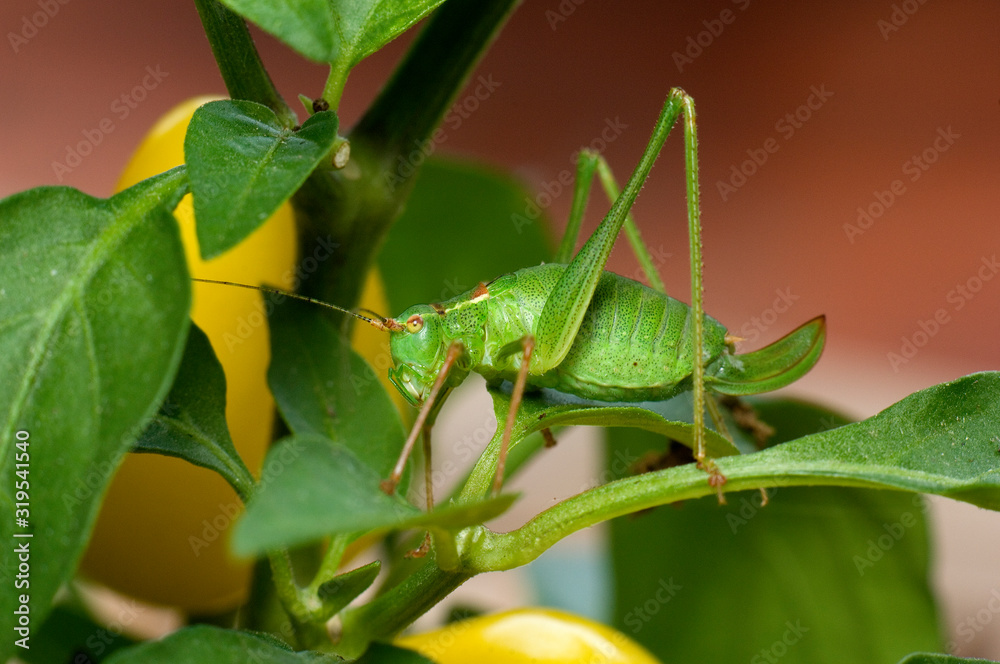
[80,97,397,612]
[396,608,663,664]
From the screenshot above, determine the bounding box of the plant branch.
[467,461,912,572]
[333,555,472,658]
[293,0,522,309]
[351,0,521,158]
[193,0,296,127]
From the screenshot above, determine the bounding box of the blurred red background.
[2,0,998,656]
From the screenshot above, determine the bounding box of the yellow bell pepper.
[397,608,663,664]
[80,96,395,612]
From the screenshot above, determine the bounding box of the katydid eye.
[405,314,424,333]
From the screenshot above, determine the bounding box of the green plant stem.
[292,0,522,310]
[266,549,330,648]
[321,60,351,111]
[339,439,971,647]
[333,557,472,658]
[304,533,350,601]
[351,0,520,159]
[194,0,296,127]
[470,462,892,572]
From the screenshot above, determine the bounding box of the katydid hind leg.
[556,150,668,295]
[533,89,725,494]
[553,151,601,264]
[592,155,666,295]
[533,89,690,373]
[672,92,727,498]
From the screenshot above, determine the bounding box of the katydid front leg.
[382,341,465,496]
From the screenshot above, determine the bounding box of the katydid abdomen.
[474,264,730,402]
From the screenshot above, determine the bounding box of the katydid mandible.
[199,88,826,502]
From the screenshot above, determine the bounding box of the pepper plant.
[1,1,998,663]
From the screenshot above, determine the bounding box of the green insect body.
[390,263,729,405]
[390,263,824,411]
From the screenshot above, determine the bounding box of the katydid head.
[387,304,454,407]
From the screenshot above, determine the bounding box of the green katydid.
[197,87,825,504]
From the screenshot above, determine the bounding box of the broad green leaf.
[378,157,551,316]
[610,480,940,663]
[0,171,190,661]
[219,0,446,66]
[608,397,940,664]
[103,625,340,663]
[357,643,435,664]
[733,372,1000,508]
[470,374,1000,573]
[267,297,405,479]
[25,604,134,664]
[133,324,255,500]
[185,100,339,258]
[233,434,515,556]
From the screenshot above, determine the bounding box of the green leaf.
[133,323,255,501]
[378,157,551,316]
[458,386,742,503]
[233,434,515,556]
[25,604,134,664]
[468,373,1000,572]
[103,625,340,663]
[185,100,339,258]
[219,0,447,66]
[736,372,1000,508]
[267,297,405,480]
[317,560,381,617]
[357,643,435,664]
[608,420,941,663]
[0,170,190,661]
